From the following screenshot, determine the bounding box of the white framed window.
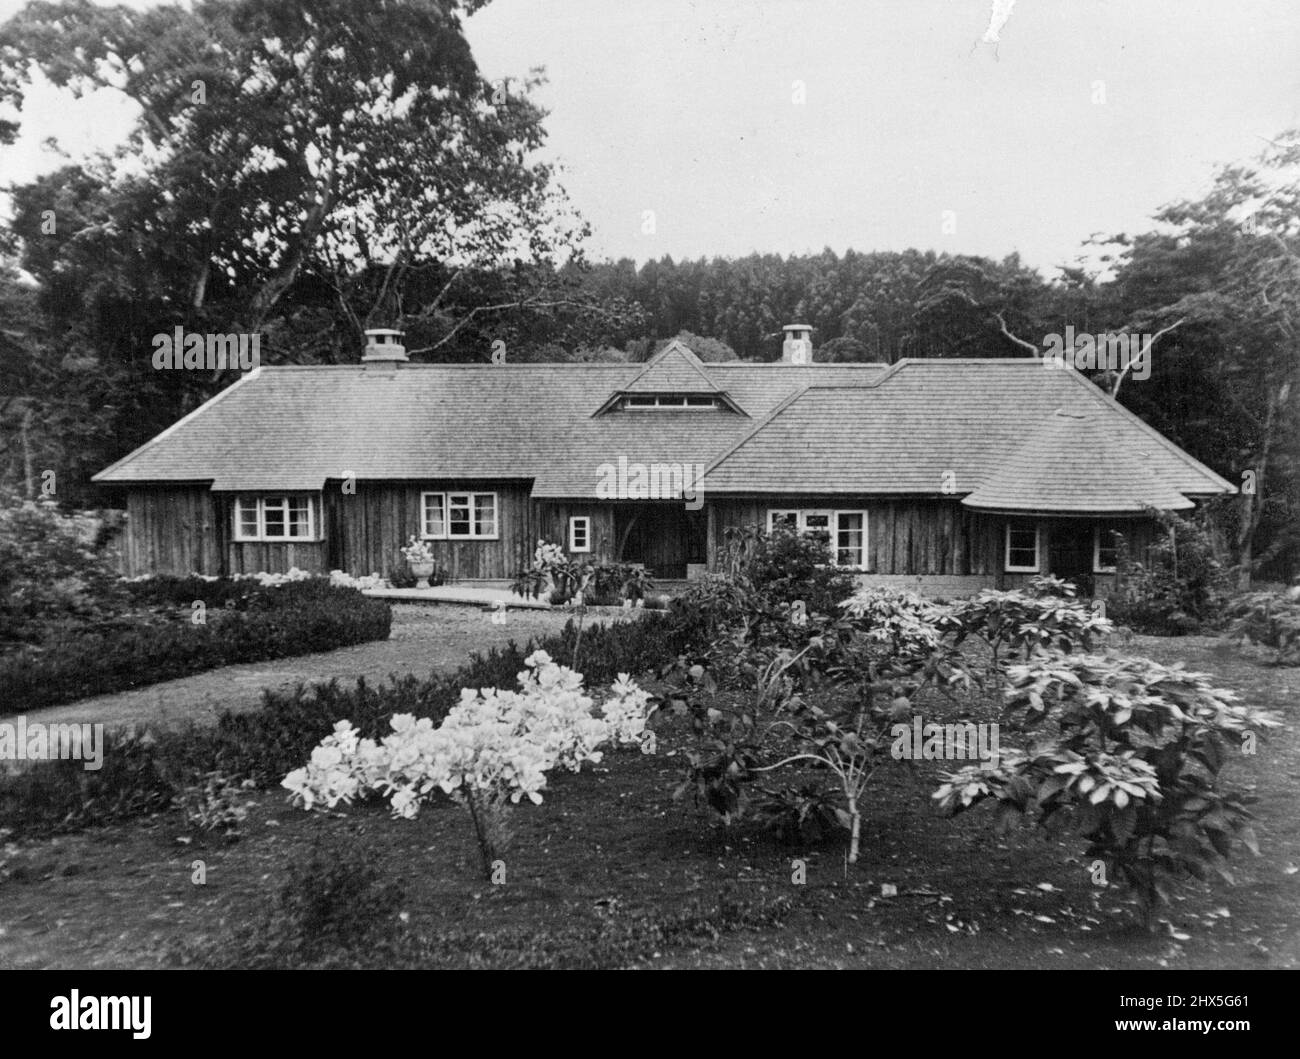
[1094,524,1121,574]
[233,495,317,542]
[1005,521,1041,572]
[421,491,498,540]
[835,511,866,568]
[767,508,868,568]
[569,516,592,553]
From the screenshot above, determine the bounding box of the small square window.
[569,516,591,553]
[1005,522,1040,572]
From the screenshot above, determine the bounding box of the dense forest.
[0,0,1296,580]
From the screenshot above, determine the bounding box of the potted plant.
[401,535,439,589]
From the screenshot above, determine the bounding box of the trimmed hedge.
[0,581,392,715]
[0,613,688,837]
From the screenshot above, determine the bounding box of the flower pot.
[409,560,436,589]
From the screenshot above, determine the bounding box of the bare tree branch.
[993,311,1041,358]
[1110,317,1184,398]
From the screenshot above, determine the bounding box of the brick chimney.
[782,324,813,363]
[362,328,408,365]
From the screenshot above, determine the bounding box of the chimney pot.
[782,324,813,364]
[362,328,408,364]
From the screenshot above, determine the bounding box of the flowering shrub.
[126,567,388,589]
[283,651,656,876]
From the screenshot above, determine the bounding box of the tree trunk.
[21,405,34,500]
[847,793,861,864]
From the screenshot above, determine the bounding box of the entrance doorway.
[614,504,707,579]
[1045,521,1095,597]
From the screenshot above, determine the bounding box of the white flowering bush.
[129,568,389,590]
[283,651,657,877]
[327,569,387,591]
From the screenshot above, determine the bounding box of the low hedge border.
[0,580,392,716]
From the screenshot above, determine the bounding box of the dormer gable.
[592,339,748,415]
[624,339,721,393]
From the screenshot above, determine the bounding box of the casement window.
[1005,521,1041,572]
[233,495,317,542]
[569,516,592,553]
[1094,524,1121,574]
[421,492,498,540]
[767,508,868,568]
[622,395,719,410]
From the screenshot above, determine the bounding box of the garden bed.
[1,633,1295,971]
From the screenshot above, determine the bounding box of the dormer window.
[621,395,720,410]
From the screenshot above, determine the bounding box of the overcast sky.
[2,0,1298,277]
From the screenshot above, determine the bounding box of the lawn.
[2,630,1295,970]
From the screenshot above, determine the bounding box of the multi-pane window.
[421,492,498,539]
[767,509,868,568]
[1005,521,1040,572]
[1094,524,1121,573]
[836,512,865,568]
[622,395,719,409]
[233,496,316,541]
[569,516,591,553]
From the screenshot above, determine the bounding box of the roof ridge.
[702,384,814,476]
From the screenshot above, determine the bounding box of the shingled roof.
[94,344,1233,513]
[94,342,886,498]
[698,359,1233,513]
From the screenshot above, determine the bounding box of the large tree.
[0,0,628,495]
[1103,132,1300,583]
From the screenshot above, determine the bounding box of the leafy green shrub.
[670,572,758,642]
[0,495,125,646]
[212,834,408,968]
[512,540,654,606]
[722,524,857,616]
[0,728,179,835]
[1108,511,1232,635]
[950,575,1112,674]
[173,770,258,835]
[1221,587,1300,666]
[934,650,1280,925]
[670,584,972,863]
